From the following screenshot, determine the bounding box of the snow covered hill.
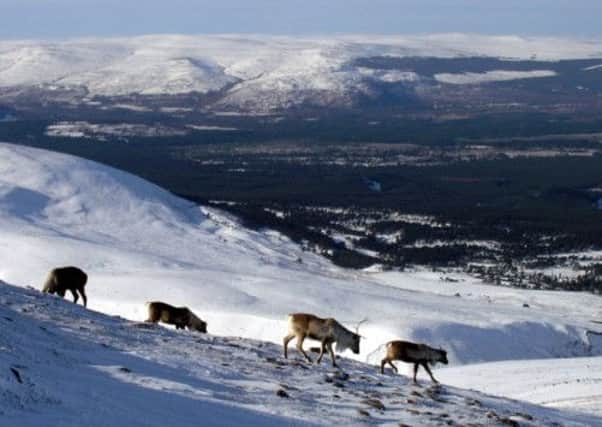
[1,142,602,424]
[1,34,602,111]
[2,280,600,427]
[1,142,601,365]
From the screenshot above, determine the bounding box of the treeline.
[200,200,602,295]
[468,263,602,294]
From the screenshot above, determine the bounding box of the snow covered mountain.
[1,34,602,112]
[1,142,602,424]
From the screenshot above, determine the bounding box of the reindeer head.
[348,317,368,354]
[193,319,207,333]
[437,348,448,365]
[336,330,361,354]
[336,318,365,354]
[350,333,361,354]
[187,312,208,333]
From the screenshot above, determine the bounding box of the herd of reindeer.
[41,265,449,383]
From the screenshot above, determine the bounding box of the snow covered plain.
[1,142,602,425]
[1,34,602,110]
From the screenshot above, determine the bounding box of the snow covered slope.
[1,34,601,110]
[440,357,602,418]
[0,282,311,426]
[0,142,601,365]
[1,280,600,427]
[1,142,602,423]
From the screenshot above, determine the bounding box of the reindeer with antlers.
[283,313,364,367]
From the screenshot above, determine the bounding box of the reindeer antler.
[355,317,368,337]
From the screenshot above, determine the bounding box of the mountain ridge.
[2,34,602,112]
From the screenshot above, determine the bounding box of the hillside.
[1,142,601,363]
[1,280,600,427]
[1,142,602,424]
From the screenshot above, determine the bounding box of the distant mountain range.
[1,34,602,113]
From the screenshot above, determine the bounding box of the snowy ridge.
[1,281,600,426]
[1,34,602,110]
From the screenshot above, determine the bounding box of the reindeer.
[283,313,362,367]
[145,301,207,333]
[380,340,448,383]
[42,266,88,307]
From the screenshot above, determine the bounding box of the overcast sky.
[2,0,601,39]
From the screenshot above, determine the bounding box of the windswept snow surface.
[1,34,602,109]
[440,357,602,418]
[0,283,313,427]
[1,143,602,423]
[1,281,600,427]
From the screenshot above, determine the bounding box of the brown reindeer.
[42,266,88,307]
[380,340,448,383]
[145,302,207,333]
[283,313,361,367]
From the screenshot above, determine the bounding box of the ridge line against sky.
[1,0,601,39]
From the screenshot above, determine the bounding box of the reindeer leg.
[327,342,337,368]
[283,334,295,359]
[388,360,398,373]
[70,289,79,304]
[413,363,419,383]
[79,288,87,308]
[296,335,312,363]
[422,362,438,383]
[316,340,327,364]
[380,358,387,374]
